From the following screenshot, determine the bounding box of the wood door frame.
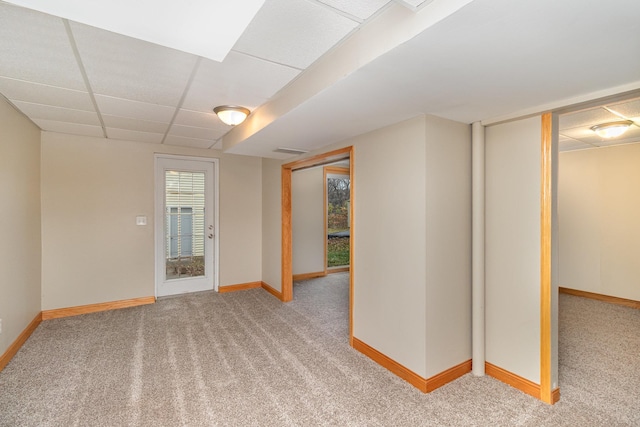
[282,146,354,342]
[540,112,555,404]
[324,165,351,275]
[154,154,220,297]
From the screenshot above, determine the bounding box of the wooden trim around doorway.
[282,146,354,342]
[540,112,555,405]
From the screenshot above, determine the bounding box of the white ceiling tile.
[69,21,198,106]
[181,52,300,113]
[164,135,215,149]
[173,109,229,131]
[107,128,164,144]
[6,0,265,62]
[317,0,390,20]
[168,124,223,141]
[0,3,86,90]
[559,107,620,131]
[233,0,358,69]
[33,119,104,137]
[102,115,169,134]
[398,0,432,8]
[210,140,223,150]
[606,98,640,120]
[0,77,93,111]
[95,95,176,122]
[13,101,100,125]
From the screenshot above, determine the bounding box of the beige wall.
[261,158,282,291]
[261,115,472,378]
[0,99,41,356]
[41,132,262,310]
[292,167,325,275]
[351,116,428,376]
[485,116,544,384]
[559,144,640,301]
[424,115,471,377]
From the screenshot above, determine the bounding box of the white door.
[155,156,218,297]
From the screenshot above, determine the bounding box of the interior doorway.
[325,165,350,273]
[546,91,640,404]
[282,146,354,343]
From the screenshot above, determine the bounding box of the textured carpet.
[1,275,638,426]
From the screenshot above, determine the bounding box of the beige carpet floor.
[1,273,638,426]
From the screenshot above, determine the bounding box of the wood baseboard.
[261,281,284,301]
[426,359,472,392]
[292,271,326,281]
[559,287,640,310]
[352,337,470,393]
[552,387,560,404]
[42,296,156,320]
[0,312,42,372]
[485,362,541,400]
[219,281,262,293]
[327,267,349,274]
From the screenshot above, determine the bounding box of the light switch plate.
[136,215,147,226]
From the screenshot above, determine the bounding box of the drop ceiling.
[559,98,640,152]
[1,0,639,159]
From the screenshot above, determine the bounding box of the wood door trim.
[540,112,554,404]
[282,146,354,343]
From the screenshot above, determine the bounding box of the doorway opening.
[546,91,640,405]
[155,155,219,297]
[325,165,350,273]
[282,146,354,343]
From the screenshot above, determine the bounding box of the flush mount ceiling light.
[590,120,633,139]
[213,106,250,126]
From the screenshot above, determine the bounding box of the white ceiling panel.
[233,0,358,70]
[173,109,229,132]
[102,115,169,134]
[0,3,86,90]
[33,119,104,137]
[5,0,265,62]
[70,21,198,106]
[559,107,621,132]
[168,124,222,141]
[163,135,215,149]
[181,52,300,113]
[13,101,100,125]
[107,128,164,144]
[397,0,432,9]
[317,0,390,20]
[0,77,93,111]
[606,98,640,119]
[95,95,176,123]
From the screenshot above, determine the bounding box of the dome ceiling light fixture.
[213,105,250,126]
[590,120,633,139]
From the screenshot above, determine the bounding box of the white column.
[472,121,486,376]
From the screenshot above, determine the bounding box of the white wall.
[41,132,262,310]
[0,98,41,356]
[424,115,471,377]
[485,116,543,384]
[292,167,325,275]
[559,144,640,301]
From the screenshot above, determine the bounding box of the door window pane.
[165,170,205,279]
